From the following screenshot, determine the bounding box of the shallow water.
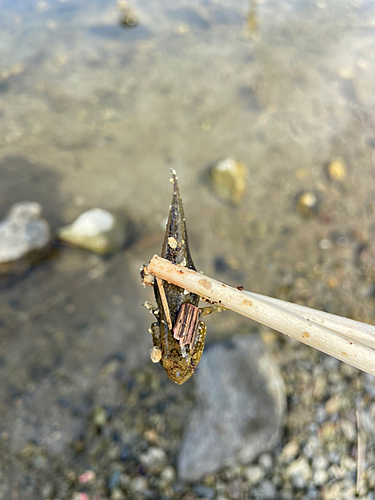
[1,0,375,496]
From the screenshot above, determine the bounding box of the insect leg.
[199,305,227,317]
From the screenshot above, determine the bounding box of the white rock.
[286,457,312,488]
[139,447,167,473]
[312,455,329,471]
[313,468,328,486]
[244,465,265,485]
[131,476,148,493]
[280,440,300,462]
[160,466,176,484]
[58,208,126,254]
[0,201,50,266]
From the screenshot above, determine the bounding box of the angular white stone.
[58,208,126,254]
[0,201,50,263]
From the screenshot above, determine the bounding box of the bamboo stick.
[147,255,375,377]
[246,292,375,350]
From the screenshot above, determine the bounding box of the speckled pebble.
[325,395,341,414]
[286,457,312,488]
[340,455,356,471]
[111,488,125,500]
[194,485,215,498]
[303,436,320,459]
[160,466,176,484]
[92,406,108,427]
[210,158,247,205]
[108,470,121,491]
[312,455,329,471]
[340,420,356,442]
[255,480,276,499]
[327,159,347,181]
[244,465,265,485]
[120,446,131,461]
[41,482,54,498]
[131,476,148,493]
[139,447,167,473]
[0,201,51,272]
[258,453,273,470]
[313,468,328,486]
[296,191,320,218]
[280,440,299,462]
[34,455,47,468]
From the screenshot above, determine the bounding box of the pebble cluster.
[3,332,375,500]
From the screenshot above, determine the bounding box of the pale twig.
[147,255,375,377]
[356,403,366,496]
[246,292,375,350]
[155,277,173,330]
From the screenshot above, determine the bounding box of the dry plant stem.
[148,255,375,377]
[356,405,366,496]
[155,277,173,330]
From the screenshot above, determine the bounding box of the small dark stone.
[214,256,231,274]
[8,298,21,309]
[120,446,131,461]
[112,432,121,442]
[193,485,215,498]
[57,397,70,407]
[108,470,121,491]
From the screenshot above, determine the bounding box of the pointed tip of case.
[169,168,179,194]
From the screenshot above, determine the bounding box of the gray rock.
[0,201,50,272]
[58,208,126,254]
[177,335,286,481]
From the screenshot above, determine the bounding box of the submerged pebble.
[296,191,320,218]
[0,201,51,273]
[211,158,247,205]
[193,485,215,498]
[244,465,265,485]
[286,457,312,488]
[58,208,126,254]
[139,447,167,473]
[118,0,138,27]
[327,159,347,181]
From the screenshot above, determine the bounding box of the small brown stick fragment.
[155,277,173,331]
[173,303,200,348]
